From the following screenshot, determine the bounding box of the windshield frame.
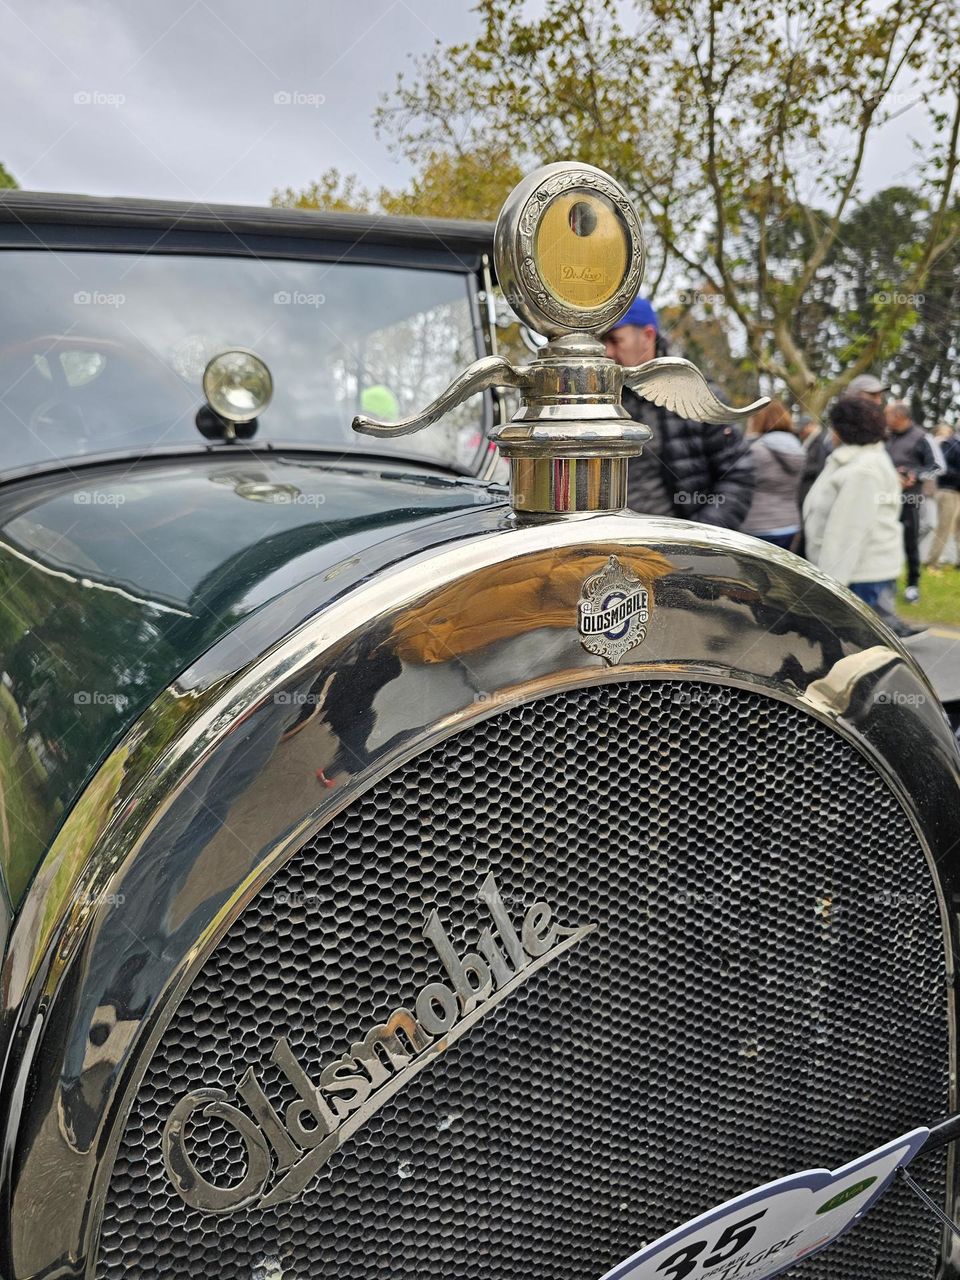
[0,199,499,483]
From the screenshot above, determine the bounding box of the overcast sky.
[0,0,481,204]
[0,0,932,207]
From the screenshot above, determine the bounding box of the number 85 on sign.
[596,1129,928,1280]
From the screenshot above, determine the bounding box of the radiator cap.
[353,162,767,515]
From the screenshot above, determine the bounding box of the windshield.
[0,250,488,476]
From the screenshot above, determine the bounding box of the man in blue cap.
[604,298,755,528]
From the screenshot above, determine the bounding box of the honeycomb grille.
[98,680,950,1279]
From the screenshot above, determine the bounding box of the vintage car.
[0,164,957,1280]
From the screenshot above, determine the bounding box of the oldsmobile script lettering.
[578,555,649,664]
[161,874,596,1213]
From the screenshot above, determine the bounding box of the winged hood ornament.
[354,162,768,515]
[621,355,766,424]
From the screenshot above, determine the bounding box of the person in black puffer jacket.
[603,298,755,529]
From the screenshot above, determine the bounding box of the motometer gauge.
[354,161,766,515]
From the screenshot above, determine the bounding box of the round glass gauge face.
[533,190,630,311]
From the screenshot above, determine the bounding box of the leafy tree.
[272,168,374,213]
[884,214,960,422]
[732,186,923,394]
[736,185,960,422]
[0,163,18,190]
[272,146,522,222]
[380,147,523,220]
[372,0,960,416]
[661,301,759,403]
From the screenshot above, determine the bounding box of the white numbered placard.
[598,1128,929,1280]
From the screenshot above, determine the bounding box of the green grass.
[898,569,960,628]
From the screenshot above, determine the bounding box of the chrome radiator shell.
[1,508,957,1278]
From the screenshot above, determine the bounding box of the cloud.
[0,0,476,203]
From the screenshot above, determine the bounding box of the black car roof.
[0,191,496,271]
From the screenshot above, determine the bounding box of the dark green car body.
[0,456,501,905]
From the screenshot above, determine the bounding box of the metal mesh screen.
[98,679,950,1279]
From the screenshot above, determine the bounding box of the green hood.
[0,454,496,905]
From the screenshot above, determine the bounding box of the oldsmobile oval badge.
[578,555,649,664]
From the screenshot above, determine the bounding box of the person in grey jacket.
[742,401,804,547]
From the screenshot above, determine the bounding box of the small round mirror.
[202,349,274,423]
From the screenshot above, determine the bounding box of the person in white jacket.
[803,396,904,612]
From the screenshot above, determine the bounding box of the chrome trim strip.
[1,511,958,1278]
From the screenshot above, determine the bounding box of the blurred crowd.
[604,298,959,639]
